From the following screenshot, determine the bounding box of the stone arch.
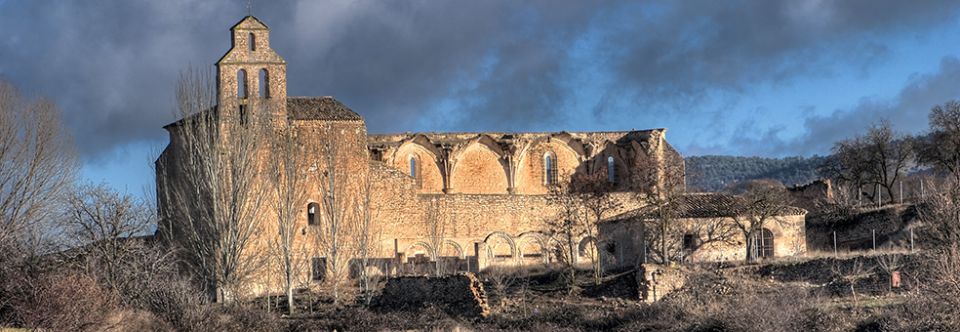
[392,140,444,193]
[258,69,269,98]
[514,137,583,194]
[483,232,516,261]
[593,142,629,186]
[440,240,465,259]
[545,236,571,265]
[549,132,588,156]
[404,241,434,262]
[236,69,248,98]
[578,236,598,260]
[449,136,508,194]
[517,232,549,264]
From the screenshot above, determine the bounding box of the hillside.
[685,155,827,192]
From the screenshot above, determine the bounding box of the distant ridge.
[685,155,827,192]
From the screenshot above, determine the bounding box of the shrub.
[7,272,117,331]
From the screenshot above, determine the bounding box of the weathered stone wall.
[637,264,686,303]
[788,179,834,212]
[374,273,490,317]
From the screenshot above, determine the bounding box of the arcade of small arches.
[397,231,618,272]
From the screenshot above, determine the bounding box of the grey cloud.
[1,0,959,163]
[712,56,960,157]
[610,0,960,113]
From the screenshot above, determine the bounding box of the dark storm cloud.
[0,0,958,162]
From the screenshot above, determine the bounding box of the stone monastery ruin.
[156,16,807,297]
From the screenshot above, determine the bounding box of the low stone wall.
[753,253,921,296]
[637,264,686,303]
[373,273,490,318]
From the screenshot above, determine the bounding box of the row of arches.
[400,232,614,270]
[236,68,270,99]
[393,135,632,194]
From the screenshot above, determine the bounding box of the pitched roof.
[231,15,269,30]
[606,193,806,222]
[286,96,363,121]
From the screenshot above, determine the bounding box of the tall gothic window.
[607,156,616,183]
[544,153,558,186]
[237,69,248,98]
[249,32,256,52]
[259,69,269,98]
[409,155,421,188]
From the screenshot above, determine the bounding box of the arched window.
[258,69,269,98]
[544,153,558,186]
[607,156,616,183]
[752,228,774,258]
[307,202,320,225]
[409,155,421,188]
[237,69,248,98]
[248,32,256,52]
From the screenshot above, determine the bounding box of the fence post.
[833,231,838,256]
[872,229,876,251]
[876,183,881,209]
[910,228,915,252]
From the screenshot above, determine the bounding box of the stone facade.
[155,16,804,298]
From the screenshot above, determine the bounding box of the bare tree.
[726,179,794,262]
[267,125,310,315]
[424,198,449,277]
[634,151,687,264]
[916,179,960,249]
[310,128,363,306]
[157,68,272,302]
[569,171,621,285]
[831,258,874,307]
[919,100,960,183]
[546,176,588,290]
[0,79,76,252]
[64,183,153,296]
[352,178,382,305]
[832,121,914,204]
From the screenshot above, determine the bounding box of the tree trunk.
[286,273,294,315]
[744,231,756,262]
[660,221,668,264]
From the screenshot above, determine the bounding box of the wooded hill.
[685,155,827,192]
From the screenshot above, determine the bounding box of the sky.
[2,0,960,196]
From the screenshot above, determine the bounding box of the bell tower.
[216,16,287,124]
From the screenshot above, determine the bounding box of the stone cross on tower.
[216,15,287,124]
